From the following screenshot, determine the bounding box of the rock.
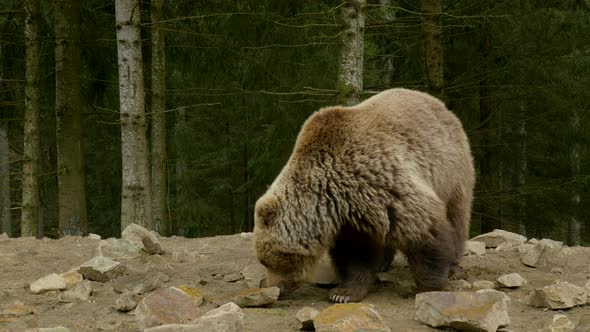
[313,303,390,332]
[539,238,563,248]
[223,287,280,308]
[60,270,83,289]
[135,287,200,328]
[464,240,486,256]
[60,280,92,302]
[0,233,8,240]
[495,242,518,252]
[538,314,576,332]
[240,232,253,239]
[144,303,245,332]
[521,241,561,268]
[415,289,511,332]
[78,256,125,282]
[97,238,144,260]
[471,229,527,248]
[515,243,534,254]
[115,292,139,312]
[122,223,163,255]
[240,264,267,288]
[585,280,590,295]
[30,273,67,294]
[36,327,71,332]
[177,285,205,306]
[497,273,527,288]
[224,273,242,282]
[112,272,169,295]
[310,254,340,285]
[575,314,590,332]
[525,281,587,310]
[473,280,496,290]
[296,307,319,331]
[528,238,539,244]
[88,233,101,240]
[449,279,472,291]
[0,301,35,317]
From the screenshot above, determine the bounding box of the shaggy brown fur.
[254,88,475,303]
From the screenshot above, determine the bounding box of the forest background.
[1,0,589,245]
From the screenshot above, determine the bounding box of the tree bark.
[22,0,41,238]
[0,123,11,236]
[116,0,153,232]
[419,0,444,98]
[567,110,581,245]
[515,104,527,236]
[336,0,365,106]
[150,0,168,235]
[55,0,88,236]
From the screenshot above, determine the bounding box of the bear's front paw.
[328,285,368,303]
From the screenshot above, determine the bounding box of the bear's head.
[253,193,317,297]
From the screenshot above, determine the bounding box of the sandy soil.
[0,234,589,331]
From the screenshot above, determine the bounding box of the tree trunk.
[515,104,527,236]
[55,0,88,236]
[336,0,365,106]
[174,107,186,236]
[0,123,11,236]
[150,0,168,235]
[419,0,444,98]
[115,0,153,232]
[22,0,42,238]
[567,110,581,245]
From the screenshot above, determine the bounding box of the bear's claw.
[329,294,351,303]
[328,285,368,303]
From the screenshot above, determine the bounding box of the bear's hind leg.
[446,186,473,278]
[328,226,382,303]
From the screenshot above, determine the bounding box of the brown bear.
[253,88,474,303]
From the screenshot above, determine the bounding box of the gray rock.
[471,229,527,248]
[539,238,563,248]
[296,307,319,331]
[115,292,139,312]
[240,264,267,288]
[472,280,496,290]
[30,273,67,294]
[495,242,518,252]
[239,232,253,239]
[521,242,561,268]
[0,233,8,240]
[224,287,280,308]
[97,238,144,260]
[585,280,590,296]
[415,289,511,332]
[224,273,242,283]
[60,280,92,302]
[112,271,169,295]
[538,314,576,332]
[87,233,101,240]
[78,256,125,282]
[143,303,244,332]
[37,327,71,332]
[313,303,390,332]
[525,281,587,310]
[135,287,200,328]
[122,223,163,255]
[464,240,486,256]
[528,238,539,244]
[496,273,527,288]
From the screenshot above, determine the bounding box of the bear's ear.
[255,194,279,227]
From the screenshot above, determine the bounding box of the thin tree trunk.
[515,104,527,236]
[150,0,168,235]
[116,0,153,232]
[336,0,365,106]
[567,110,581,245]
[174,107,186,236]
[22,0,41,238]
[419,0,444,97]
[0,123,11,236]
[55,0,87,236]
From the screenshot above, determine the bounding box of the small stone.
[78,256,125,282]
[497,273,527,288]
[464,240,486,256]
[60,270,83,289]
[575,314,590,332]
[122,223,163,255]
[88,233,101,240]
[112,272,169,295]
[135,287,200,328]
[240,264,267,288]
[0,233,8,240]
[97,238,144,260]
[115,292,139,312]
[415,289,511,332]
[525,281,587,310]
[144,302,245,332]
[471,229,527,248]
[472,280,496,290]
[30,273,67,294]
[297,307,319,331]
[0,301,35,317]
[224,287,280,308]
[539,314,576,332]
[310,254,340,285]
[313,303,390,332]
[37,327,71,332]
[240,232,253,239]
[449,279,472,291]
[177,285,205,306]
[224,273,242,282]
[60,280,92,302]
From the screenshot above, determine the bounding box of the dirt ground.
[0,233,589,331]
